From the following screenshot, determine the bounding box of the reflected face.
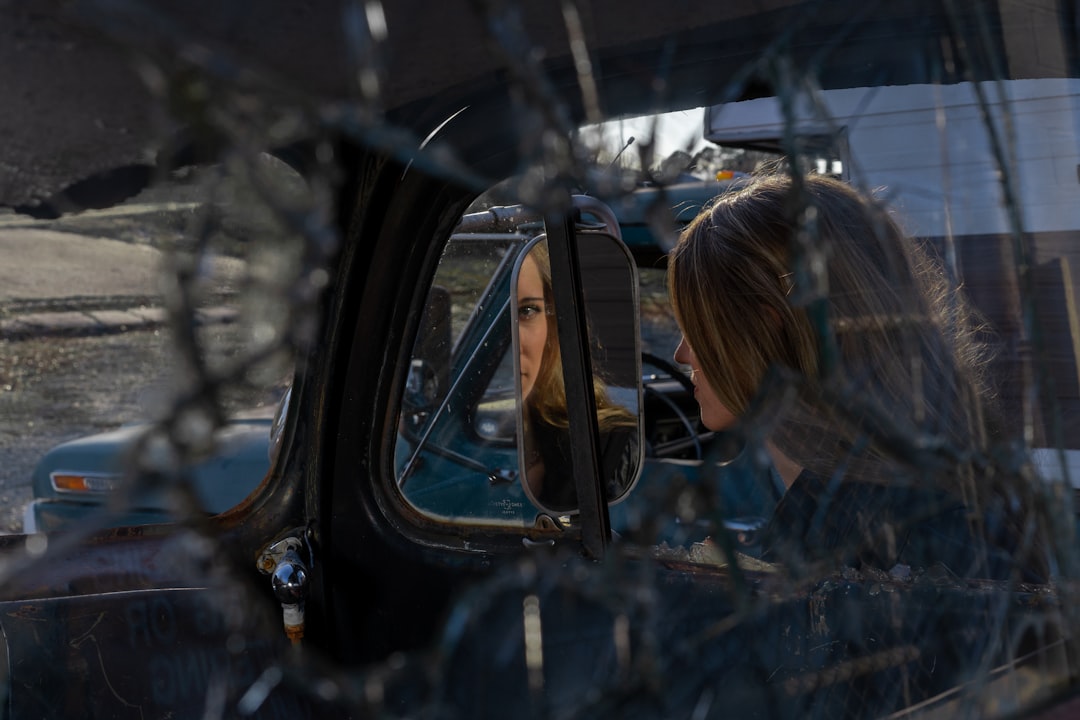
[674,335,737,431]
[517,254,549,402]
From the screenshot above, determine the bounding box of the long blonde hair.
[668,173,997,483]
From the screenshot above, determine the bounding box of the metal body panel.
[0,588,327,719]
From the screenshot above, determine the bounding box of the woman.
[516,240,639,513]
[668,173,1040,579]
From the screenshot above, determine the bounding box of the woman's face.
[674,335,737,431]
[517,254,549,402]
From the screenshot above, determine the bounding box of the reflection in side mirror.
[513,233,642,516]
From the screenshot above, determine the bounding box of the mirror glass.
[513,233,642,515]
[394,226,525,523]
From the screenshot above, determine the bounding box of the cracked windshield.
[1,2,1079,718]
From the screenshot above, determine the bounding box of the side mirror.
[512,233,643,515]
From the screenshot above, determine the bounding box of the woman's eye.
[518,304,544,321]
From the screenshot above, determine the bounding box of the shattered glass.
[1,1,1079,718]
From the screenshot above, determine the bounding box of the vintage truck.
[0,2,1078,719]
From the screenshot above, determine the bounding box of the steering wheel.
[641,352,713,460]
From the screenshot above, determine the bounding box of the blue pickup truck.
[24,406,280,533]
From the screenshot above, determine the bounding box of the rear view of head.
[668,173,994,481]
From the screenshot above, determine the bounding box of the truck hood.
[30,419,272,515]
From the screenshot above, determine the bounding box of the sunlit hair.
[668,173,997,484]
[523,241,637,431]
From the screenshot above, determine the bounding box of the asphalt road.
[0,225,163,301]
